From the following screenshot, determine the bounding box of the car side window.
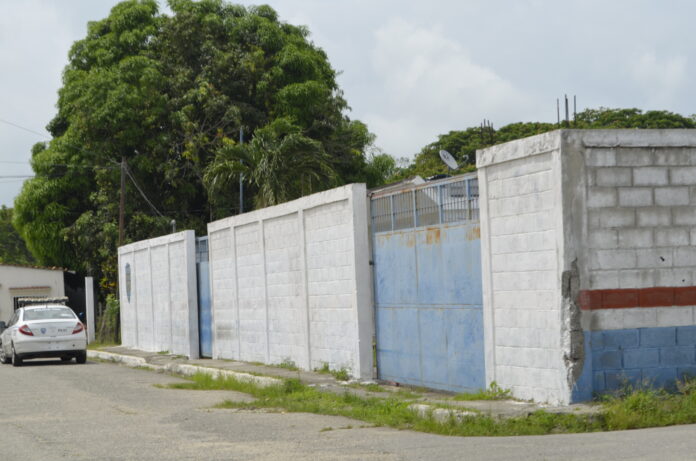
[9,311,19,326]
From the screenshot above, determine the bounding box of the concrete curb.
[88,350,282,388]
[408,403,478,423]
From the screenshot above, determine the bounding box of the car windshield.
[24,308,76,321]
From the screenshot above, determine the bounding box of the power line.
[124,163,165,218]
[0,117,49,139]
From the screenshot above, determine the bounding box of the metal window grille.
[370,176,479,233]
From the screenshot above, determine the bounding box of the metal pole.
[239,128,244,214]
[119,156,126,246]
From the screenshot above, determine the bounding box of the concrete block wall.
[118,231,199,358]
[207,184,373,379]
[478,129,696,404]
[478,132,567,404]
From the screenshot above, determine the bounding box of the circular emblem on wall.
[125,263,132,303]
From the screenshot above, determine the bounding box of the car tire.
[76,351,87,364]
[0,344,10,364]
[11,346,22,367]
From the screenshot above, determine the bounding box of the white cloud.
[631,52,687,108]
[366,18,532,157]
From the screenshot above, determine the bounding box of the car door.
[1,311,18,354]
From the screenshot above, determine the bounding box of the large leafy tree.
[0,206,34,266]
[397,108,696,180]
[14,0,381,294]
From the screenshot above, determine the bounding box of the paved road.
[0,359,694,460]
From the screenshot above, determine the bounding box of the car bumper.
[14,337,87,357]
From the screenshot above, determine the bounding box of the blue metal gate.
[196,237,213,358]
[371,175,484,392]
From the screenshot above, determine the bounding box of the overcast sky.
[1,0,694,206]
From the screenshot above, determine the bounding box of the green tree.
[14,0,382,294]
[204,117,337,208]
[398,108,696,180]
[0,206,34,266]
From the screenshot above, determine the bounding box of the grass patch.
[453,382,512,401]
[348,382,386,393]
[315,363,350,381]
[392,389,422,400]
[601,379,696,430]
[277,358,299,371]
[87,341,119,350]
[161,372,598,436]
[159,372,696,437]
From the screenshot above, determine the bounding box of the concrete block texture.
[118,231,199,359]
[587,187,617,208]
[655,187,690,206]
[670,167,696,185]
[618,188,653,207]
[633,167,669,186]
[616,148,654,166]
[596,168,632,187]
[478,129,696,404]
[207,184,374,379]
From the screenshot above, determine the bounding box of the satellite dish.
[439,149,458,170]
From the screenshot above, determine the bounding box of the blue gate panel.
[374,232,418,306]
[196,237,213,359]
[197,261,213,358]
[374,222,485,392]
[376,307,421,382]
[419,308,449,386]
[372,176,485,393]
[446,308,485,390]
[415,225,482,306]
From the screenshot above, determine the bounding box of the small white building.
[0,264,65,323]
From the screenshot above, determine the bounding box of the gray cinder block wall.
[207,184,374,379]
[118,231,199,358]
[478,130,696,404]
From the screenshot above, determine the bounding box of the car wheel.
[76,351,87,364]
[11,345,22,367]
[0,344,10,364]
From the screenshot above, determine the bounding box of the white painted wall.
[478,131,567,404]
[118,231,199,358]
[0,264,65,323]
[207,184,374,379]
[478,129,696,404]
[85,276,95,343]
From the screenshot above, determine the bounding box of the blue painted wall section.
[374,223,485,392]
[590,326,696,393]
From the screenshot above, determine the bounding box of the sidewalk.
[88,346,601,419]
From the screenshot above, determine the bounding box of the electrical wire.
[123,163,165,218]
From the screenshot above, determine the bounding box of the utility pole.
[119,156,126,247]
[239,127,244,214]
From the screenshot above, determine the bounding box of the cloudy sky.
[1,0,694,206]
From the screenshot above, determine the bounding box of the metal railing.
[370,175,479,233]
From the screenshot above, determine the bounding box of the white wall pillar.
[85,276,95,344]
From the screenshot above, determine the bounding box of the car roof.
[23,304,72,310]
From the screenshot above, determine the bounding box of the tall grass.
[163,372,696,437]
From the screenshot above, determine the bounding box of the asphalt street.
[0,358,693,460]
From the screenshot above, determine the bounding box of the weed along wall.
[207,184,374,379]
[118,231,199,358]
[478,129,696,404]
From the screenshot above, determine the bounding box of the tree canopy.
[0,206,35,266]
[14,0,384,293]
[395,108,696,180]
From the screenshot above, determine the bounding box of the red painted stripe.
[579,286,696,310]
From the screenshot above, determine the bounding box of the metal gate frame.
[369,174,485,392]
